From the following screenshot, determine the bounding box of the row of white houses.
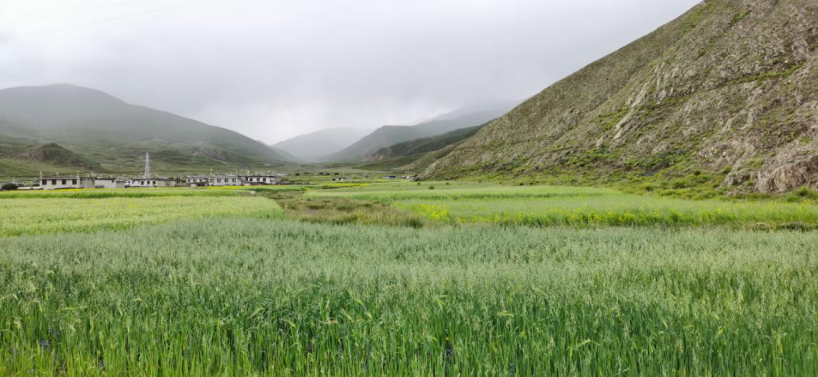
[35,174,283,190]
[185,175,279,187]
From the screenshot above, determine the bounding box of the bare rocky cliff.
[420,0,817,193]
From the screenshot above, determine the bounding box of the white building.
[126,178,178,188]
[93,178,126,189]
[39,176,95,190]
[187,176,209,187]
[208,175,242,187]
[241,175,281,185]
[183,174,282,187]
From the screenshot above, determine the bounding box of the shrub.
[786,186,818,202]
[1,183,18,191]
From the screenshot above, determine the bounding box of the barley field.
[0,186,307,199]
[396,195,818,228]
[1,184,817,375]
[312,184,818,228]
[310,184,619,201]
[0,195,281,236]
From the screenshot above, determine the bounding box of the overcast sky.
[0,0,700,143]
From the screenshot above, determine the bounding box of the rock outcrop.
[420,0,817,193]
[25,143,100,170]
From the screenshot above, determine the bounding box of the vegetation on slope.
[0,84,292,175]
[421,0,818,194]
[323,107,512,162]
[22,143,100,170]
[354,124,487,172]
[369,124,486,161]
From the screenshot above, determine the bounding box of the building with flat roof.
[241,175,281,185]
[39,176,95,190]
[126,178,178,188]
[93,178,126,189]
[207,175,243,187]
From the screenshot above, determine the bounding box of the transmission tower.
[143,152,151,178]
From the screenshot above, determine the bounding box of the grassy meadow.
[1,183,817,375]
[312,183,818,228]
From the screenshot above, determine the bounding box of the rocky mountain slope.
[322,101,518,162]
[0,84,292,175]
[420,0,817,193]
[24,143,100,170]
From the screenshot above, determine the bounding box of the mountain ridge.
[272,128,370,162]
[420,0,817,193]
[354,123,489,173]
[367,123,488,162]
[322,103,518,162]
[0,84,293,175]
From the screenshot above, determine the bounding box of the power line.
[0,0,215,42]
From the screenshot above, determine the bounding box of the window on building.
[62,179,67,185]
[72,179,77,184]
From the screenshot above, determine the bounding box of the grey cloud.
[0,0,701,143]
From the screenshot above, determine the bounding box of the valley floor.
[0,182,816,375]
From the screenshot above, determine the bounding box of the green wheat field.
[1,182,816,375]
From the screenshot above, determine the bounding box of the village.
[1,153,287,190]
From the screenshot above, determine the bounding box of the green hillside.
[369,123,487,160]
[0,84,292,176]
[357,123,488,172]
[420,0,817,194]
[322,103,516,162]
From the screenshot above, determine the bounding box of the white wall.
[94,179,120,189]
[40,178,85,190]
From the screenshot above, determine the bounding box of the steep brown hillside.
[420,0,817,193]
[25,143,100,170]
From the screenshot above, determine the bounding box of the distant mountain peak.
[425,99,522,123]
[272,127,371,162]
[0,83,126,109]
[321,103,517,162]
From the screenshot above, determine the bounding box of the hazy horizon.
[1,0,700,143]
